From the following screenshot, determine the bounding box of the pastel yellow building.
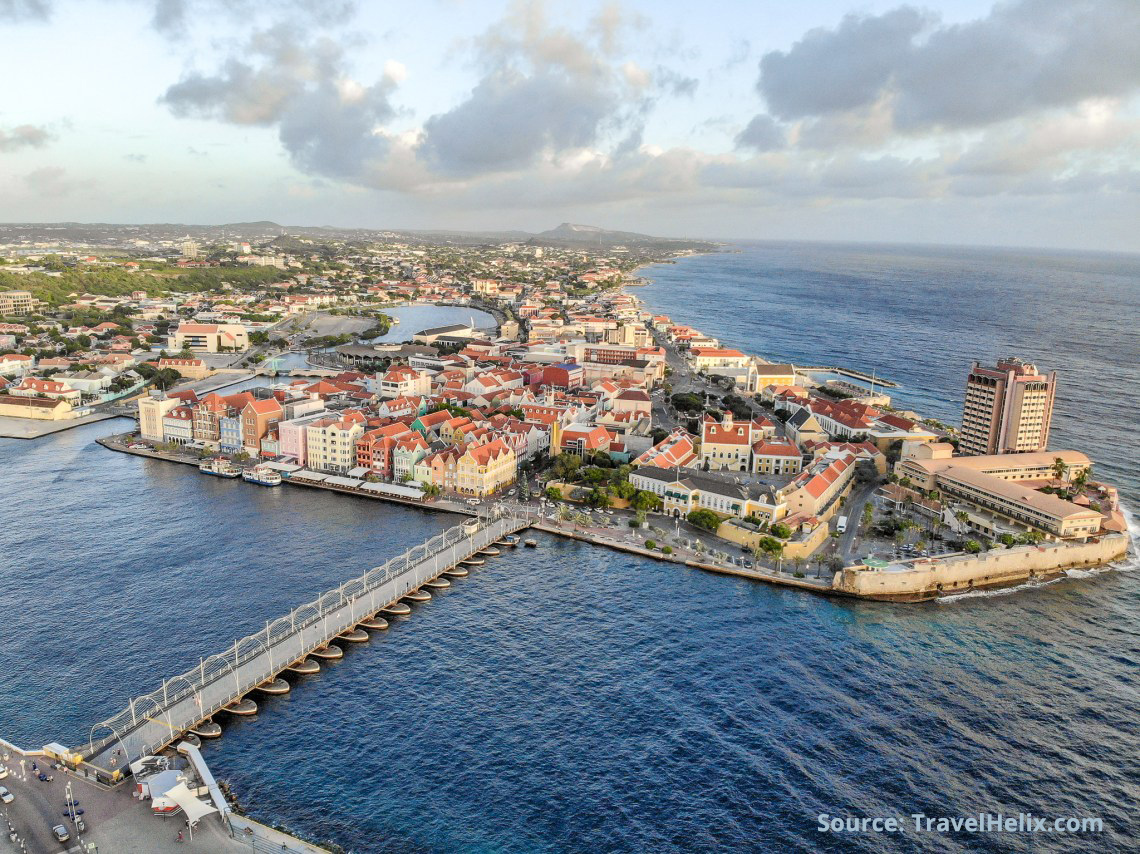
[456,439,516,496]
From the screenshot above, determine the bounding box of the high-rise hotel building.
[959,358,1056,456]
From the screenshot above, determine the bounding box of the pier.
[77,506,537,771]
[797,365,899,388]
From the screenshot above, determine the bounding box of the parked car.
[127,443,148,450]
[0,764,8,779]
[0,786,13,803]
[52,825,70,843]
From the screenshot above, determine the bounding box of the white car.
[0,765,7,779]
[0,786,13,803]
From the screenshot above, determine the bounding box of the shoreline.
[629,251,905,392]
[95,433,847,597]
[95,434,1132,602]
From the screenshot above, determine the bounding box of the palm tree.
[954,510,970,534]
[1051,456,1069,484]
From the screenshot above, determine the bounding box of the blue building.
[219,414,242,453]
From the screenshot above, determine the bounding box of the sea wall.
[834,534,1130,601]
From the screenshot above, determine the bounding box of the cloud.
[160,24,396,181]
[419,2,643,177]
[22,166,91,197]
[0,0,49,21]
[759,7,929,121]
[735,115,784,152]
[0,124,52,152]
[755,0,1140,133]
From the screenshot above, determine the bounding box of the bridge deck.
[79,510,534,772]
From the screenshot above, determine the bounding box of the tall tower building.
[959,358,1057,456]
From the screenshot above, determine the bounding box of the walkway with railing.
[77,506,538,772]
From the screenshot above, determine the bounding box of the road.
[837,478,882,562]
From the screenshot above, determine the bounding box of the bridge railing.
[81,506,536,759]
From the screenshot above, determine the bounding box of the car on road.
[0,765,7,778]
[127,443,148,450]
[52,825,71,843]
[0,786,13,803]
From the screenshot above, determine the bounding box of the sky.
[0,0,1137,251]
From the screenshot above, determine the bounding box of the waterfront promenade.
[97,433,845,596]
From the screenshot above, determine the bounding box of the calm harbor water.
[371,305,497,343]
[0,243,1137,853]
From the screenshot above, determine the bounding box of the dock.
[797,365,899,388]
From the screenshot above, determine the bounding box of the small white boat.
[199,458,241,478]
[524,539,538,548]
[242,464,282,486]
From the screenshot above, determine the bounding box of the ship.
[199,457,241,478]
[241,464,282,486]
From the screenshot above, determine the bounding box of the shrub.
[770,522,793,539]
[628,520,640,528]
[686,509,721,532]
[645,539,657,550]
[793,571,805,578]
[661,545,673,554]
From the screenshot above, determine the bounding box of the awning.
[160,781,218,824]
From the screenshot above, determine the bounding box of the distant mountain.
[527,222,716,251]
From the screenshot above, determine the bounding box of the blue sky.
[1,0,1137,251]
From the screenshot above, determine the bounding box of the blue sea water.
[0,242,1138,853]
[639,241,1140,504]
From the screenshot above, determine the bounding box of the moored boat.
[524,539,538,548]
[241,464,282,486]
[502,534,521,547]
[404,589,431,603]
[444,566,468,578]
[199,457,241,478]
[424,577,451,590]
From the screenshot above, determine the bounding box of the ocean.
[0,242,1137,853]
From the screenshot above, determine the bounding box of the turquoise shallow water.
[0,242,1137,852]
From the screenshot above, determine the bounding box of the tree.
[686,509,721,531]
[630,490,661,513]
[612,480,637,501]
[544,485,563,502]
[1051,457,1069,484]
[551,452,581,481]
[587,488,611,509]
[963,540,982,554]
[755,536,784,562]
[770,522,792,539]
